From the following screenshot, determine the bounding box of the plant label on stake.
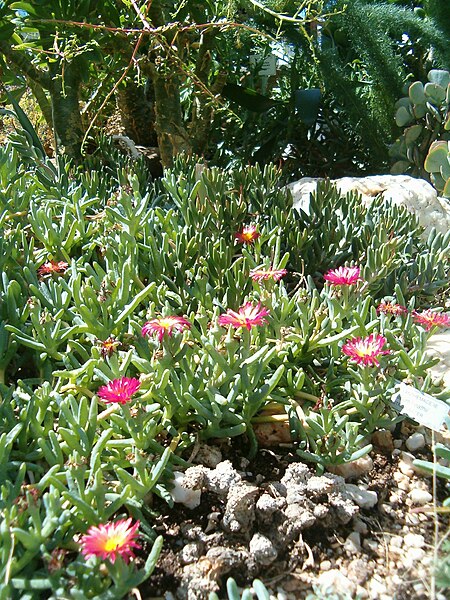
[391,382,449,431]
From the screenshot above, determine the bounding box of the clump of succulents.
[424,139,450,197]
[389,69,450,179]
[0,139,449,599]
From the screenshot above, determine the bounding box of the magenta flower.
[235,225,260,245]
[342,333,391,367]
[377,301,407,316]
[38,260,69,277]
[142,315,191,343]
[97,377,141,405]
[250,267,287,282]
[412,310,450,331]
[218,302,270,330]
[80,518,140,564]
[324,266,361,286]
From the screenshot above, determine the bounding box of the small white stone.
[406,432,426,452]
[344,531,361,554]
[320,560,332,571]
[409,488,433,505]
[389,536,403,548]
[404,547,426,568]
[404,533,426,549]
[316,569,356,597]
[170,472,202,509]
[345,484,378,509]
[398,452,415,477]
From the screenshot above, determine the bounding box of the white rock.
[345,484,378,509]
[316,569,356,597]
[398,451,415,477]
[404,533,426,549]
[404,547,426,569]
[287,175,450,235]
[409,488,433,505]
[406,432,426,452]
[170,472,202,509]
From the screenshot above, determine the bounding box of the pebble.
[404,533,425,549]
[409,488,433,505]
[352,517,369,535]
[328,456,373,479]
[363,539,379,553]
[345,484,378,509]
[249,533,278,565]
[371,429,394,451]
[180,542,203,565]
[369,576,388,598]
[344,531,361,554]
[398,452,415,477]
[170,472,202,509]
[404,547,426,568]
[393,439,403,449]
[406,432,426,452]
[316,569,356,597]
[320,560,332,571]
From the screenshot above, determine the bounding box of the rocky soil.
[139,423,450,600]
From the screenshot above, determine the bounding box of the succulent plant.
[389,69,450,179]
[424,140,450,197]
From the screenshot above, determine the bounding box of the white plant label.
[392,382,449,431]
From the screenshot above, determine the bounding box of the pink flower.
[80,518,140,564]
[250,267,287,282]
[97,377,140,405]
[342,333,391,367]
[142,315,191,343]
[412,310,450,331]
[377,301,407,316]
[38,260,69,277]
[235,225,260,245]
[324,266,361,286]
[218,302,270,330]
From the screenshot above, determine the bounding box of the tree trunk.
[116,80,157,147]
[149,65,192,168]
[48,61,84,161]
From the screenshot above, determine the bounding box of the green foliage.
[389,69,450,178]
[209,577,270,600]
[0,146,450,595]
[424,139,450,196]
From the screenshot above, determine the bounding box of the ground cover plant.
[1,134,450,598]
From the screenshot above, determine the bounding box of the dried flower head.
[38,260,69,277]
[250,267,287,282]
[412,309,450,331]
[142,315,191,343]
[324,266,361,286]
[80,518,140,564]
[218,302,270,330]
[98,336,121,358]
[97,377,141,405]
[235,225,260,245]
[377,301,407,316]
[342,333,391,367]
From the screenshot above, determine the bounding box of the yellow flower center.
[103,534,124,552]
